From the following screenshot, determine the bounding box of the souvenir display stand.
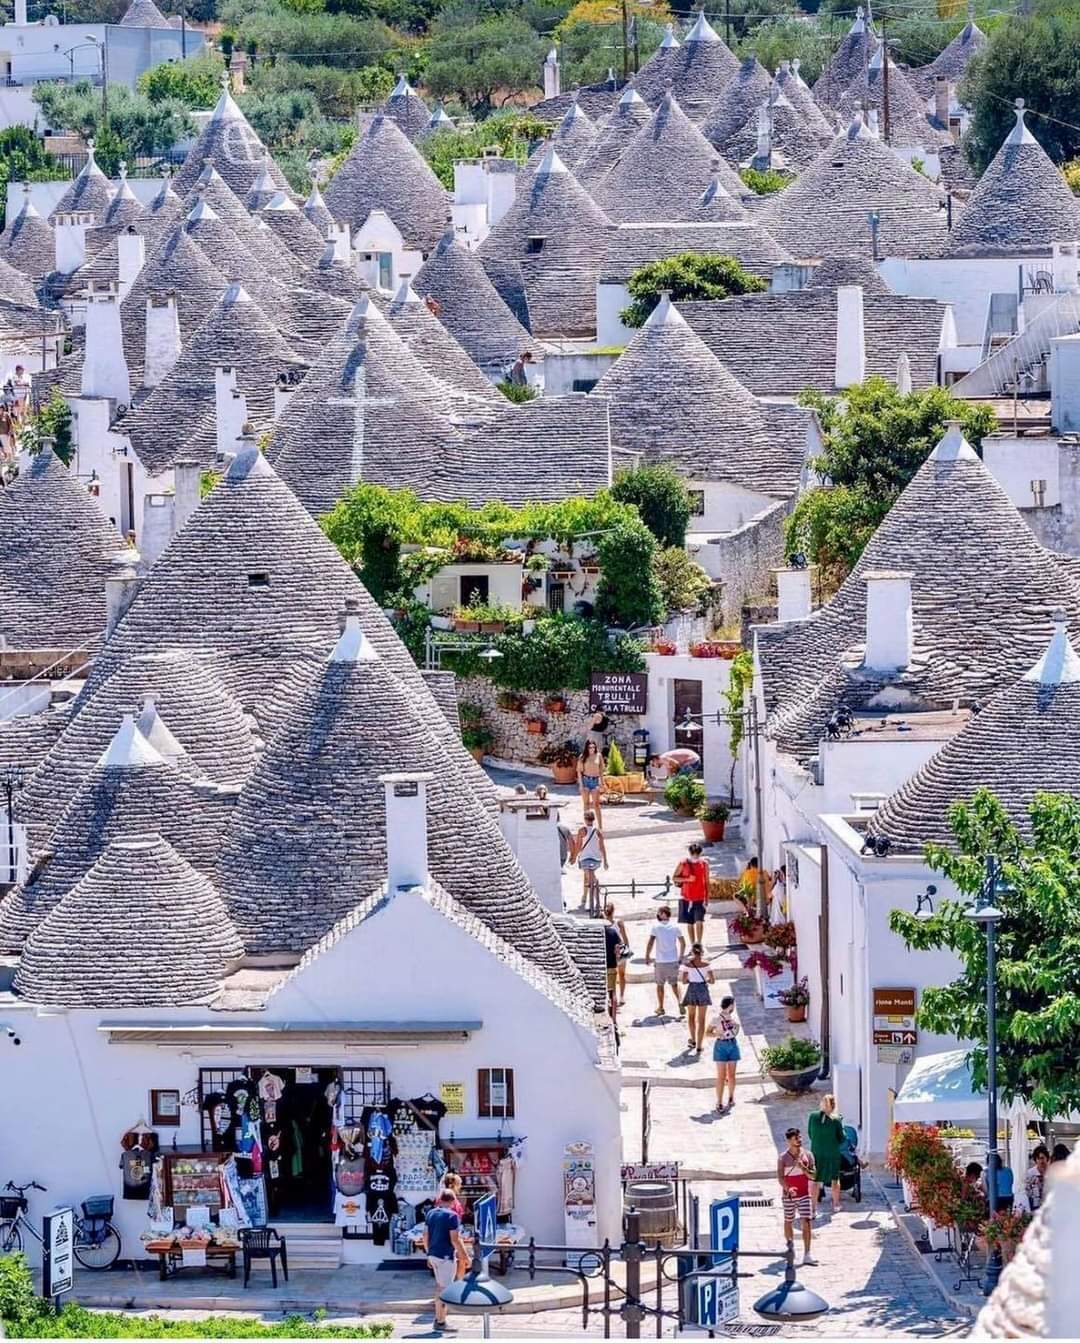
[160,1151,229,1219]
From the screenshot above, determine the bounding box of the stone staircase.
[280,1223,343,1270]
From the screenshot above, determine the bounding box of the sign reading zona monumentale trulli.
[589,672,648,715]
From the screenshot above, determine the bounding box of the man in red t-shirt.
[674,842,709,945]
[778,1128,817,1265]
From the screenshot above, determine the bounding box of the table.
[406,1223,526,1275]
[145,1241,239,1281]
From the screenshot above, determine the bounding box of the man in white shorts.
[644,903,685,1018]
[422,1190,468,1330]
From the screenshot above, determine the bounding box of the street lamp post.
[439,1233,514,1338]
[968,853,1007,1296]
[1,766,23,886]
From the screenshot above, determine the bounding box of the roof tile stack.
[324,113,450,253]
[0,448,120,652]
[941,102,1080,259]
[592,294,807,494]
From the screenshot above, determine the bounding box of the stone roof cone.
[549,94,599,169]
[101,164,144,230]
[813,6,876,109]
[259,191,327,265]
[724,91,831,174]
[869,613,1080,852]
[182,167,305,283]
[324,113,449,252]
[596,91,747,223]
[633,12,740,119]
[479,147,613,266]
[303,179,334,233]
[386,279,500,400]
[774,59,835,136]
[381,72,431,141]
[0,187,56,279]
[15,835,243,1007]
[119,0,170,26]
[758,422,1080,761]
[215,611,587,1010]
[415,227,534,370]
[700,55,773,151]
[575,85,652,185]
[49,140,112,224]
[244,155,282,212]
[942,99,1080,258]
[0,448,119,651]
[172,77,292,199]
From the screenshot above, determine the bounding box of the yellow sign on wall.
[440,1082,465,1115]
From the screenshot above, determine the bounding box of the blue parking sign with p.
[709,1196,739,1264]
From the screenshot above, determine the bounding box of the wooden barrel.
[625,1180,679,1245]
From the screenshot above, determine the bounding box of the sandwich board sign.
[474,1193,497,1252]
[697,1273,739,1328]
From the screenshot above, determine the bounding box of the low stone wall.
[704,500,791,623]
[457,676,636,767]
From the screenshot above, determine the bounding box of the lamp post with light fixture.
[1,765,23,886]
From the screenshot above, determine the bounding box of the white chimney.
[863,570,914,671]
[543,46,561,100]
[54,210,93,275]
[498,794,564,914]
[116,227,145,300]
[144,291,180,388]
[71,394,111,459]
[81,282,131,405]
[934,76,950,130]
[105,550,142,635]
[755,103,771,165]
[774,566,814,622]
[328,221,350,264]
[379,771,434,891]
[835,285,867,388]
[1051,332,1080,434]
[1051,241,1079,294]
[215,366,248,457]
[14,0,27,21]
[174,460,201,533]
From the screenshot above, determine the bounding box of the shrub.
[739,167,793,195]
[595,519,664,629]
[620,252,768,328]
[699,801,730,822]
[777,977,810,1007]
[606,740,626,776]
[984,1208,1032,1247]
[652,548,713,615]
[457,700,485,726]
[611,464,692,548]
[19,388,74,464]
[760,1037,822,1071]
[496,379,538,403]
[663,772,705,816]
[461,724,494,752]
[537,738,582,766]
[138,51,225,107]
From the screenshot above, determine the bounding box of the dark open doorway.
[673,677,704,768]
[249,1066,338,1222]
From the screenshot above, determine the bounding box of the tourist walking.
[808,1094,845,1215]
[1025,1145,1050,1211]
[707,995,740,1111]
[680,943,714,1053]
[602,905,627,1016]
[422,1189,468,1330]
[508,349,534,386]
[578,740,606,826]
[778,1128,817,1265]
[645,904,685,1018]
[604,902,631,1008]
[674,842,710,945]
[572,810,607,915]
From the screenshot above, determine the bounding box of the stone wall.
[704,500,790,622]
[1017,440,1080,555]
[457,676,637,767]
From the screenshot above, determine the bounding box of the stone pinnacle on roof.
[1024,611,1080,685]
[382,72,431,141]
[941,100,1080,259]
[171,81,290,199]
[329,612,379,663]
[49,138,112,224]
[631,14,739,119]
[245,155,281,211]
[136,696,188,761]
[929,419,978,462]
[97,712,166,770]
[303,179,334,233]
[660,21,679,48]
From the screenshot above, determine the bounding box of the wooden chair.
[240,1227,288,1288]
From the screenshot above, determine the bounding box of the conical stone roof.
[813,6,875,109]
[304,181,334,233]
[480,146,613,264]
[0,448,119,651]
[912,18,986,96]
[0,245,44,308]
[576,86,652,185]
[259,191,327,265]
[381,74,431,141]
[172,81,292,199]
[421,102,455,137]
[139,176,184,247]
[119,283,308,474]
[760,118,947,259]
[549,97,599,170]
[592,294,805,493]
[941,101,1080,259]
[15,834,242,1007]
[184,168,305,282]
[868,616,1080,853]
[244,156,283,212]
[386,280,500,400]
[759,425,1080,761]
[845,51,947,151]
[632,12,740,120]
[724,93,831,173]
[49,142,112,224]
[0,189,55,279]
[323,113,450,252]
[595,93,747,223]
[216,615,586,1005]
[774,60,835,137]
[415,228,533,370]
[119,0,169,26]
[102,169,144,230]
[19,649,258,847]
[700,55,773,151]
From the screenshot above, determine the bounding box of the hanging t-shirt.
[120,1149,153,1200]
[407,1096,448,1132]
[258,1072,285,1125]
[361,1103,400,1164]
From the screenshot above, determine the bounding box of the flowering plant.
[731,912,765,941]
[743,950,783,977]
[764,920,797,955]
[777,977,810,1007]
[652,639,677,655]
[886,1124,946,1179]
[984,1208,1032,1247]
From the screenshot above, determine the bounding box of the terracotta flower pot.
[480,621,506,634]
[551,763,577,784]
[525,719,546,735]
[453,618,480,633]
[468,747,485,763]
[784,1004,808,1023]
[701,819,726,843]
[739,922,766,945]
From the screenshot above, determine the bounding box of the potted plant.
[777,977,810,1023]
[663,772,706,817]
[731,911,766,945]
[886,1125,950,1211]
[652,638,677,655]
[538,740,581,784]
[525,553,549,575]
[763,920,797,965]
[578,553,601,575]
[550,558,575,580]
[458,701,485,729]
[544,693,568,714]
[690,640,742,659]
[461,724,494,762]
[524,715,547,735]
[452,607,481,633]
[761,1037,822,1093]
[984,1208,1032,1264]
[497,691,526,713]
[698,800,730,843]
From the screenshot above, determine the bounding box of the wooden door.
[673,677,704,766]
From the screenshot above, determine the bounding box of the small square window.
[478,1067,515,1119]
[526,236,545,255]
[247,573,270,588]
[688,490,705,517]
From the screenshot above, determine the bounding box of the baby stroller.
[838,1124,862,1202]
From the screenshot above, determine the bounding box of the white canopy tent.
[894,1049,986,1124]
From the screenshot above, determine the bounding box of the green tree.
[620,252,768,328]
[784,379,996,585]
[738,14,832,83]
[595,518,664,628]
[651,545,713,614]
[138,51,226,107]
[19,388,74,465]
[424,6,545,113]
[739,167,793,195]
[889,789,1080,1120]
[0,125,67,203]
[418,108,545,187]
[31,82,193,165]
[960,3,1080,174]
[610,462,691,547]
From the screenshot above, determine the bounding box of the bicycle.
[1,1181,122,1269]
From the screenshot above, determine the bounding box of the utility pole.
[881,20,890,145]
[180,0,187,59]
[724,0,731,46]
[620,0,629,83]
[749,694,767,922]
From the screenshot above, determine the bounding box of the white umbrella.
[1006,1095,1031,1192]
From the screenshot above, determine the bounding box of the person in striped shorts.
[778,1128,818,1266]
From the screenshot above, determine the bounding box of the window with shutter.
[477,1068,515,1119]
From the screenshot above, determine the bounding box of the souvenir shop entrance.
[199,1065,389,1224]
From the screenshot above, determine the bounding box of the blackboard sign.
[590,671,648,715]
